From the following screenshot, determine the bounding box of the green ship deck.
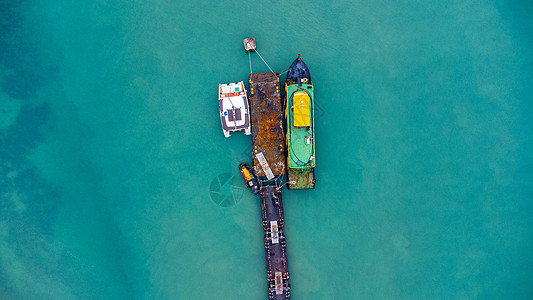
[285,82,315,189]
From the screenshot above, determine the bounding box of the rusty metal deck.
[248,73,285,179]
[287,168,315,189]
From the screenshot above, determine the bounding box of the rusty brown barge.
[248,72,290,299]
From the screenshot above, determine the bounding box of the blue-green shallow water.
[1,0,533,298]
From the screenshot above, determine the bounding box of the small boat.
[219,81,251,138]
[238,163,259,194]
[284,54,316,189]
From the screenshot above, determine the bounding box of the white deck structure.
[218,81,251,137]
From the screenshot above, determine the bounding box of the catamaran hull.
[219,81,252,138]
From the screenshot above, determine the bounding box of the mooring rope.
[255,49,278,77]
[248,51,253,74]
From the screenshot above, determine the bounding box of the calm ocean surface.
[1,0,532,299]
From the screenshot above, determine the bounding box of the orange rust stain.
[249,73,285,177]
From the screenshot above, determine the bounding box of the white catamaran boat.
[219,81,251,137]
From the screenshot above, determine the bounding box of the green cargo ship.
[284,55,316,189]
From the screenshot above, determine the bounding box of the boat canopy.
[293,91,311,127]
[287,55,311,82]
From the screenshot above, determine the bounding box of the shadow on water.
[0,104,59,299]
[1,2,136,298]
[0,2,70,299]
[0,2,59,100]
[0,1,57,236]
[0,4,59,297]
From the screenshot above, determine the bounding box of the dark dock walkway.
[249,73,290,299]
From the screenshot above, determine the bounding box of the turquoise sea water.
[1,0,533,299]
